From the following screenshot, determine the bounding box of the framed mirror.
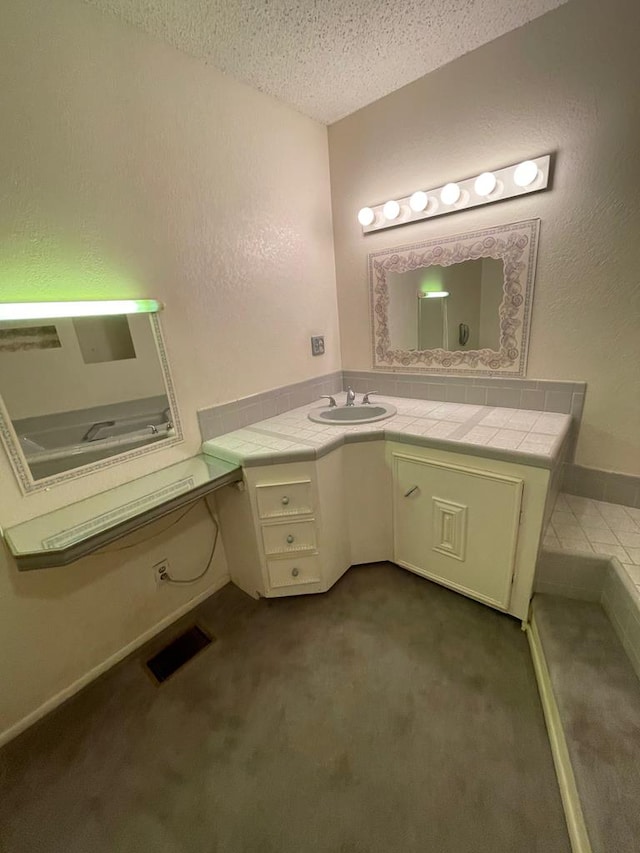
[369,219,540,375]
[0,303,182,493]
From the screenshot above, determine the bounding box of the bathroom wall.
[0,0,339,741]
[328,0,640,476]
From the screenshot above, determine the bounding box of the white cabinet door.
[393,452,523,610]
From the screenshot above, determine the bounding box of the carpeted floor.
[0,563,570,853]
[533,594,640,853]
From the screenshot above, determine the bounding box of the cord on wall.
[98,496,220,585]
[160,499,220,586]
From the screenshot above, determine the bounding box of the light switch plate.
[310,335,325,356]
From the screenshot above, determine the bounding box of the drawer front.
[267,555,321,589]
[256,480,313,519]
[261,519,318,556]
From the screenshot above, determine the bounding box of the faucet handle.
[362,391,378,404]
[320,395,337,408]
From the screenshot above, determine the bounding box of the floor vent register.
[145,625,213,684]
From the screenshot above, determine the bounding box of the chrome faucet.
[362,391,378,404]
[346,386,356,406]
[320,395,337,408]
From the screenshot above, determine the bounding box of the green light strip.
[0,300,162,321]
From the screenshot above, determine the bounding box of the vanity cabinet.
[218,451,351,599]
[217,441,551,620]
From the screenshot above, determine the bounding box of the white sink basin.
[308,403,396,425]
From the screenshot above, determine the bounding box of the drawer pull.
[286,534,295,544]
[281,496,290,506]
[291,567,299,577]
[404,485,419,498]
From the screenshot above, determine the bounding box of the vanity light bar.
[357,154,551,233]
[0,299,163,321]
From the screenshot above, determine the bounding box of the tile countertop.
[201,396,572,470]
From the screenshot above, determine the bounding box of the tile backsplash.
[342,370,586,420]
[197,371,343,440]
[198,369,586,445]
[563,464,640,510]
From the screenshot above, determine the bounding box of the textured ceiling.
[84,0,569,123]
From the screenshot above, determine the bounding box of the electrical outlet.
[311,335,325,356]
[154,559,170,585]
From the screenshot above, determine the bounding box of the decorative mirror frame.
[369,218,540,375]
[0,312,183,494]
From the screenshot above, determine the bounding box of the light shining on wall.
[357,154,551,233]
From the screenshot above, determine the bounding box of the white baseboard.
[526,614,592,853]
[0,575,229,748]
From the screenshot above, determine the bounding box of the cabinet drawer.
[255,480,313,519]
[261,519,318,556]
[267,555,321,589]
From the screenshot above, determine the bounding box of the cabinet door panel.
[393,453,523,610]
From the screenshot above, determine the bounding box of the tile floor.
[545,493,640,593]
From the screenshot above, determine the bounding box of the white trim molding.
[526,615,593,853]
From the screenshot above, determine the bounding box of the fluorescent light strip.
[358,154,551,233]
[0,299,163,321]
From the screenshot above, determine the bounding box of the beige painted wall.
[0,0,339,741]
[329,0,640,475]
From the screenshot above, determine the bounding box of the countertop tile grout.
[202,396,571,471]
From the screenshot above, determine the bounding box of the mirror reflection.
[387,257,504,352]
[369,219,539,374]
[0,312,177,482]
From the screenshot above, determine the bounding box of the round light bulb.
[440,182,461,205]
[513,160,539,187]
[382,200,400,220]
[474,172,497,197]
[409,191,428,212]
[357,207,375,226]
